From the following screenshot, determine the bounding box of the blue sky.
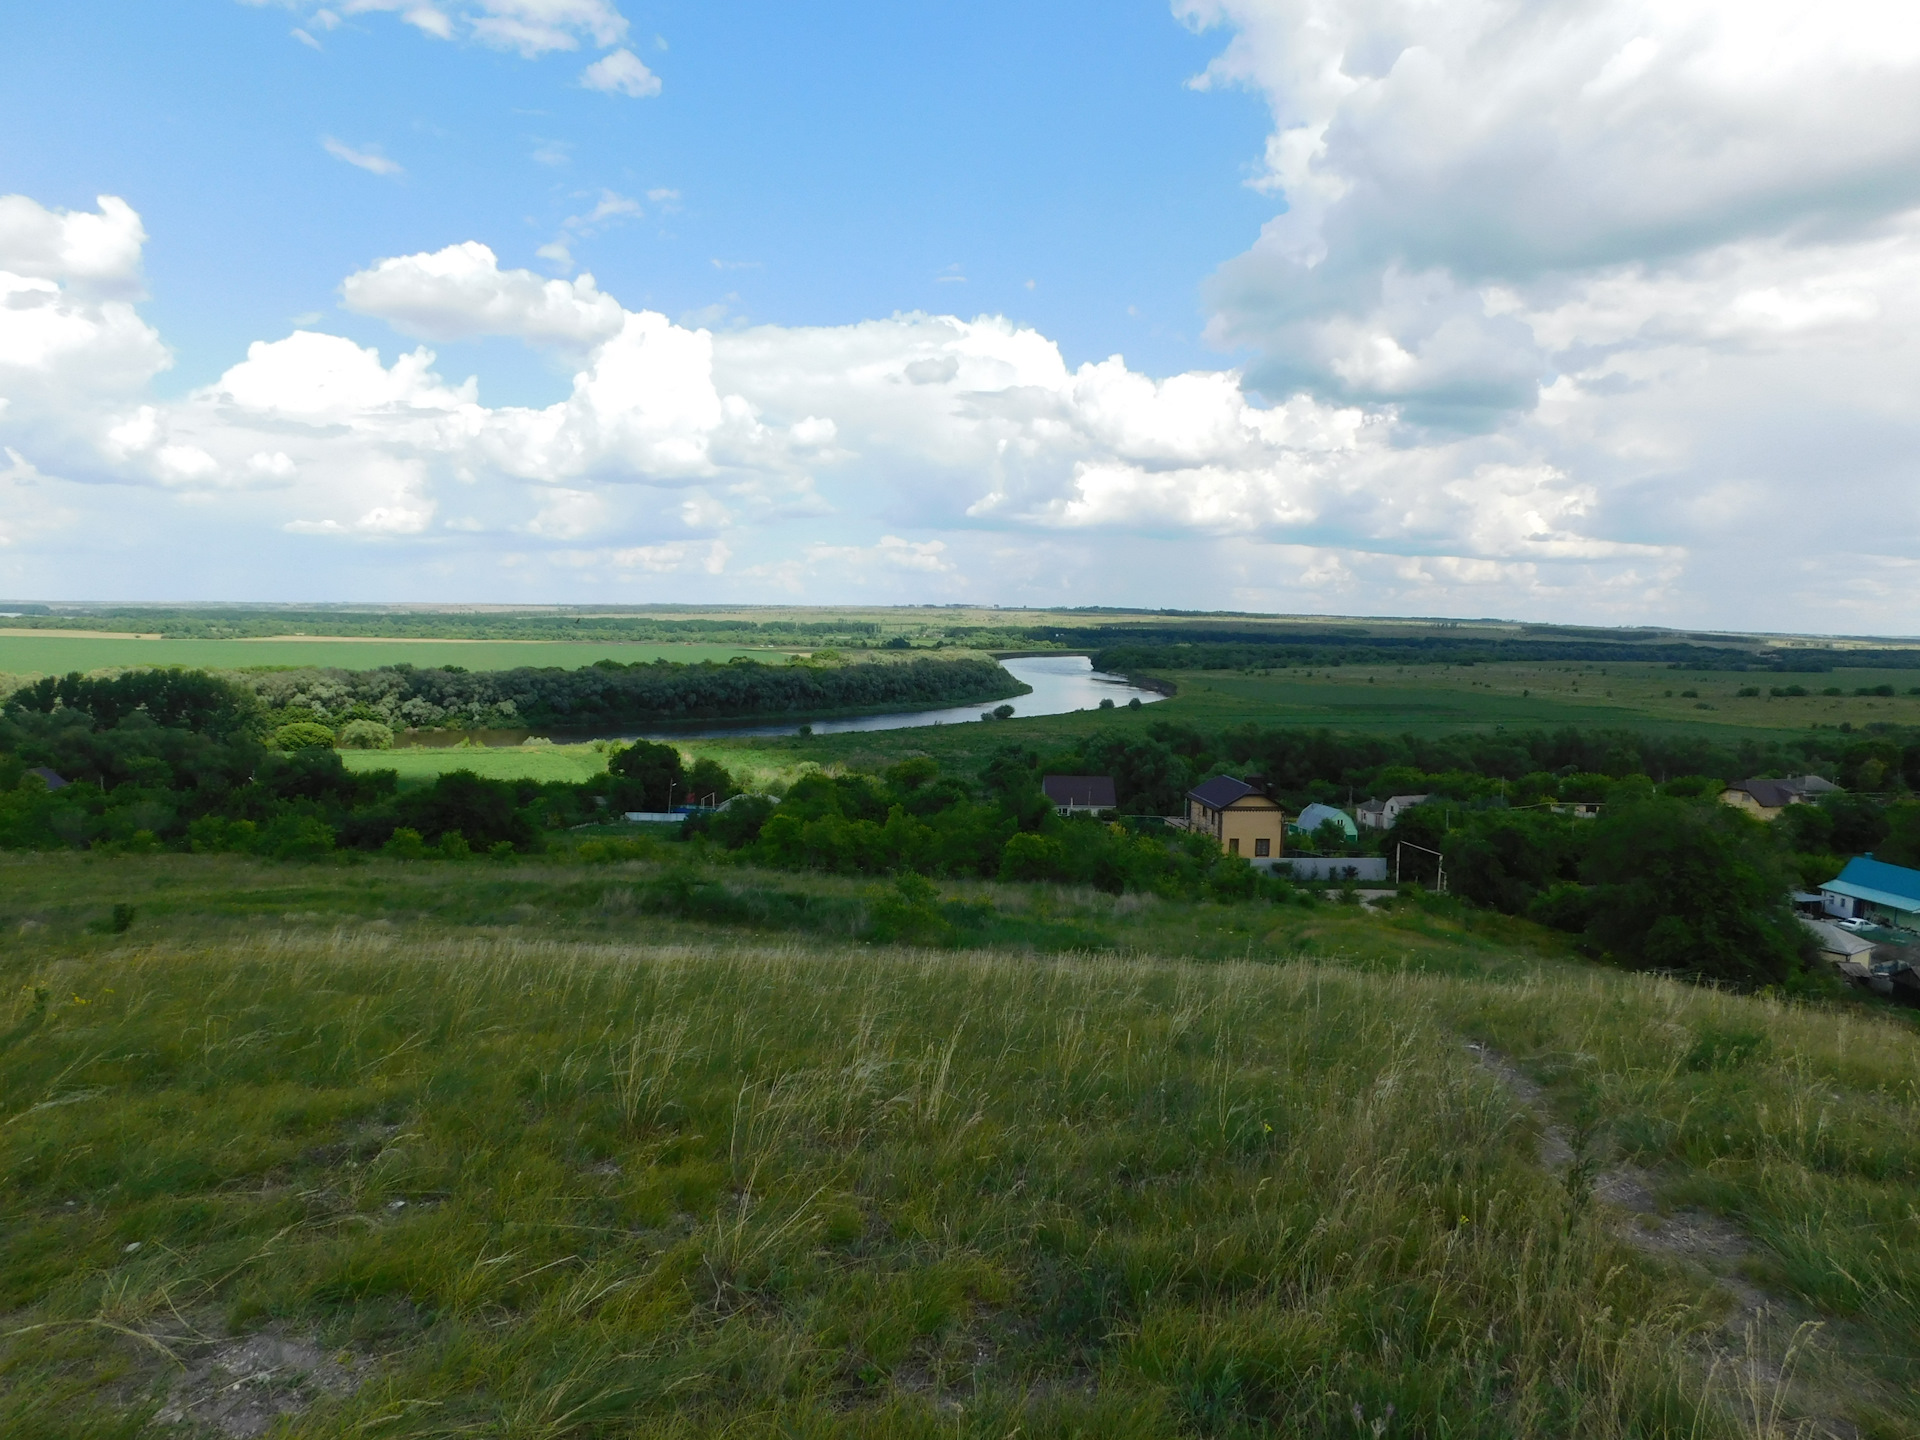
[5,1,1920,630]
[4,1,1271,397]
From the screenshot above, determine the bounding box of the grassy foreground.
[2,856,1917,1438]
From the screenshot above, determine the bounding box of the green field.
[341,742,616,786]
[2,851,1916,1438]
[0,634,786,677]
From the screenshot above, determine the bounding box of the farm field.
[2,851,1916,1438]
[0,633,787,677]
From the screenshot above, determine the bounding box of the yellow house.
[1185,776,1286,860]
[1719,775,1837,821]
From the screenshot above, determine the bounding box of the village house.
[1719,774,1839,821]
[1184,776,1286,860]
[1820,855,1920,931]
[1041,775,1116,815]
[1356,793,1430,830]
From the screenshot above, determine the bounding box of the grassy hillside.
[2,852,1916,1438]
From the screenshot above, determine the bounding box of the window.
[1229,838,1240,855]
[1254,838,1270,857]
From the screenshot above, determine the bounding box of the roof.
[1726,775,1840,809]
[1786,774,1841,795]
[1042,775,1116,808]
[1296,802,1359,836]
[1188,775,1258,809]
[1822,855,1920,912]
[27,767,68,791]
[1387,793,1432,806]
[1800,917,1876,957]
[1727,777,1802,809]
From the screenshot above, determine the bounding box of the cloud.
[5,196,1920,626]
[341,242,625,350]
[536,190,643,272]
[0,194,147,298]
[580,48,661,97]
[244,1,634,58]
[1182,0,1920,425]
[321,137,403,176]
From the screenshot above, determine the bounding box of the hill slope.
[1,856,1915,1439]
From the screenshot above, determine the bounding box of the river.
[614,654,1166,741]
[391,655,1166,748]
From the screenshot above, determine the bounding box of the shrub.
[382,827,427,859]
[273,722,336,751]
[260,814,335,860]
[338,719,395,750]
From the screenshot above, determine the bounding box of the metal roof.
[1188,775,1258,809]
[1829,855,1920,905]
[1296,802,1358,836]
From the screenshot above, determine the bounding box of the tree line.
[200,654,1024,734]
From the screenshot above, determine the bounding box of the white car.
[1834,917,1872,932]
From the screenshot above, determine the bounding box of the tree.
[1582,798,1807,986]
[396,770,534,851]
[607,740,683,812]
[1445,811,1584,915]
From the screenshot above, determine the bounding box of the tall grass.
[8,926,1884,1439]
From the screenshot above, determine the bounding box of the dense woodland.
[9,654,1023,735]
[2,666,1899,988]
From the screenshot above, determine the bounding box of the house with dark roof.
[27,767,69,792]
[1720,774,1839,821]
[1184,775,1286,861]
[1820,855,1920,930]
[1041,775,1116,815]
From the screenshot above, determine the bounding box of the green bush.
[338,719,395,749]
[260,814,335,860]
[272,721,336,751]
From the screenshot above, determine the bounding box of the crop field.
[0,634,787,678]
[2,851,1916,1438]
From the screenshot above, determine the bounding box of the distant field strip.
[0,635,787,675]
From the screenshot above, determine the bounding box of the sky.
[3,0,1920,631]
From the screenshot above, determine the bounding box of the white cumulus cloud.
[341,243,626,351]
[580,48,661,97]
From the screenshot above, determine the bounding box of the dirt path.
[1465,1041,1863,1440]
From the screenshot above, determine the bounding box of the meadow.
[2,851,1917,1438]
[0,634,786,678]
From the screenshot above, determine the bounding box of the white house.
[1356,794,1430,831]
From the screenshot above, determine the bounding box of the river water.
[614,654,1166,741]
[392,655,1166,747]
